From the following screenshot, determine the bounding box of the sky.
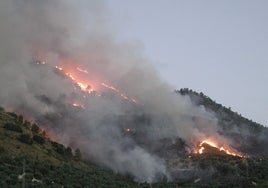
[105,0,268,126]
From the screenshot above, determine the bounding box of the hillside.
[0,89,268,187]
[177,88,268,157]
[0,108,139,187]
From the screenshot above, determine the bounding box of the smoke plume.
[0,0,228,182]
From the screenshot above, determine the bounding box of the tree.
[22,121,31,129]
[65,147,73,158]
[41,130,46,138]
[18,134,33,145]
[31,124,40,134]
[33,135,45,145]
[51,141,65,155]
[18,115,23,124]
[3,123,22,133]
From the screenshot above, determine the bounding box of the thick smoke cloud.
[0,0,227,182]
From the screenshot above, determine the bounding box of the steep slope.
[0,108,139,187]
[177,88,268,157]
[1,90,268,187]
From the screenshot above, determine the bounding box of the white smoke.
[0,0,226,182]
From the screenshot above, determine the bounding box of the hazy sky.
[105,0,267,126]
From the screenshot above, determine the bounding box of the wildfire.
[72,102,85,109]
[35,61,46,65]
[36,59,139,104]
[55,65,95,94]
[195,140,244,157]
[101,83,138,104]
[76,67,89,74]
[125,128,131,132]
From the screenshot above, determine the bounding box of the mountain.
[176,88,268,157]
[0,88,268,187]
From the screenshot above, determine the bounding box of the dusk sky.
[105,0,268,126]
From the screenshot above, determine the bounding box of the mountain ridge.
[176,88,268,157]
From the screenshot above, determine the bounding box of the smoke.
[0,0,228,182]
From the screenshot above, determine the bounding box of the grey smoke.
[0,0,228,182]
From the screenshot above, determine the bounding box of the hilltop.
[177,88,268,157]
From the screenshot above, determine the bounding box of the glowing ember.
[200,140,217,148]
[101,83,120,93]
[77,67,89,74]
[72,102,85,109]
[55,65,95,93]
[36,58,139,104]
[199,146,205,154]
[101,83,138,104]
[55,66,63,71]
[195,140,244,157]
[125,128,131,132]
[35,61,46,65]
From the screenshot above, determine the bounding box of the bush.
[0,146,5,153]
[18,134,33,145]
[0,106,4,111]
[31,124,40,134]
[17,115,23,124]
[65,147,73,158]
[51,141,65,155]
[3,123,22,133]
[22,121,31,129]
[33,134,45,145]
[7,112,18,119]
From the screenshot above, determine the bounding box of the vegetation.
[0,110,141,187]
[32,134,45,145]
[176,88,265,129]
[176,88,268,157]
[31,123,40,134]
[18,133,33,145]
[0,99,267,187]
[3,122,23,133]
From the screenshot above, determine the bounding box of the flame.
[35,59,140,104]
[55,65,95,94]
[195,140,244,157]
[77,67,89,74]
[199,146,205,154]
[101,82,138,104]
[72,102,85,109]
[35,61,46,65]
[125,128,131,132]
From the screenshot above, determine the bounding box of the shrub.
[0,146,5,153]
[31,124,40,134]
[33,134,45,145]
[51,141,65,155]
[65,147,73,158]
[17,115,23,124]
[22,121,31,129]
[7,112,18,119]
[3,123,22,133]
[18,134,33,145]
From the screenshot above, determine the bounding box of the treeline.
[176,88,265,131]
[1,109,82,161]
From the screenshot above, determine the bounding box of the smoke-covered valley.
[0,0,267,183]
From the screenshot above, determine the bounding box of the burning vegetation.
[0,0,267,185]
[53,62,139,105]
[195,140,244,158]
